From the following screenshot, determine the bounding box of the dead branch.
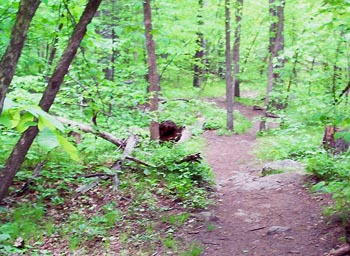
[122,135,138,158]
[12,160,45,197]
[253,105,265,111]
[125,156,155,167]
[56,116,124,147]
[265,112,280,118]
[338,81,350,101]
[327,244,350,256]
[75,134,138,194]
[74,173,114,179]
[176,153,202,164]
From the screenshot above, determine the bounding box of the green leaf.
[3,98,17,111]
[0,99,21,128]
[37,127,59,151]
[0,111,14,128]
[0,233,11,242]
[143,168,151,175]
[16,112,36,133]
[24,106,64,131]
[56,134,79,161]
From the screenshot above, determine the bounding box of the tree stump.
[159,120,184,142]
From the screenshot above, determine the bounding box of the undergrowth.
[255,95,350,221]
[0,72,253,255]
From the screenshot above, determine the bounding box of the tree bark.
[265,0,285,110]
[0,0,102,203]
[233,0,243,97]
[143,0,160,140]
[225,0,234,131]
[193,0,205,88]
[261,0,285,131]
[0,0,41,115]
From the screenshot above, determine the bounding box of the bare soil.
[194,98,344,256]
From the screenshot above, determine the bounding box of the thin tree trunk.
[261,0,285,130]
[0,0,41,115]
[45,8,64,81]
[233,0,243,97]
[266,0,285,110]
[225,0,234,131]
[332,39,342,105]
[193,0,205,88]
[143,0,160,140]
[0,0,102,203]
[241,17,265,73]
[284,50,299,106]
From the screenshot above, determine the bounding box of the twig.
[74,173,114,179]
[125,156,155,167]
[248,226,266,232]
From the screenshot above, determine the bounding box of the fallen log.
[56,116,125,147]
[327,244,350,256]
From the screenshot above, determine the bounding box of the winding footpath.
[195,98,342,256]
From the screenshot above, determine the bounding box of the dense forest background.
[1,0,350,254]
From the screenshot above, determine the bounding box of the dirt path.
[194,98,343,256]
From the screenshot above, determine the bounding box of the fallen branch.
[75,134,138,194]
[12,161,45,197]
[125,156,155,167]
[56,116,125,147]
[327,244,350,256]
[265,112,280,118]
[176,153,202,164]
[112,134,138,191]
[73,173,114,179]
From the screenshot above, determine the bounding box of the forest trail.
[194,97,342,256]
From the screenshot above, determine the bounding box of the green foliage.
[130,140,214,208]
[5,0,350,253]
[61,205,121,251]
[1,98,79,161]
[308,151,350,216]
[256,114,324,161]
[306,152,342,180]
[0,203,51,254]
[162,212,189,227]
[181,242,204,256]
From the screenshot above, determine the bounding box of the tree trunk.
[233,0,243,98]
[266,0,285,110]
[143,0,160,140]
[260,0,285,130]
[193,0,205,88]
[0,0,41,115]
[225,0,234,131]
[0,0,103,203]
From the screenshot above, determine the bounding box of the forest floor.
[191,97,344,256]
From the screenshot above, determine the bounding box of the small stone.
[197,211,219,222]
[266,226,291,235]
[262,159,306,176]
[14,237,25,248]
